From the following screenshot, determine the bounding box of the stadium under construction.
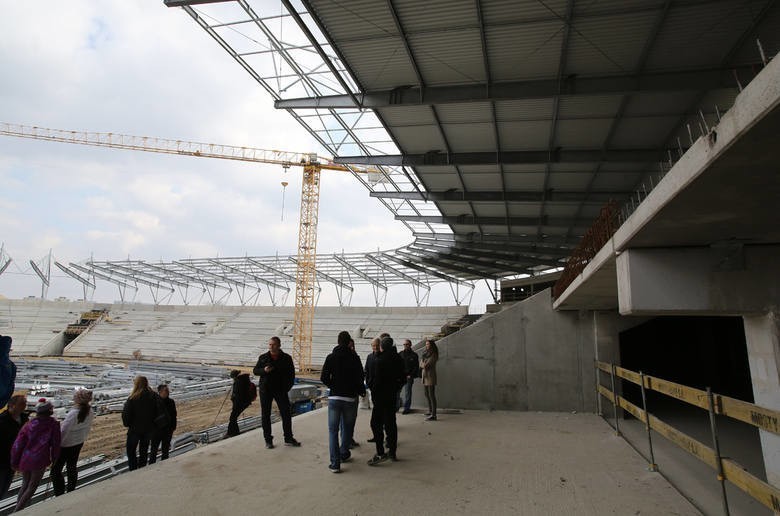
[1,0,780,514]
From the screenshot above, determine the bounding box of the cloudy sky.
[0,2,492,310]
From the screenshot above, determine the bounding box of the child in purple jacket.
[11,398,61,511]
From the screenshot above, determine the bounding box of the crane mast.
[0,122,361,373]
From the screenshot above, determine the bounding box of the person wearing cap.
[0,395,27,499]
[11,398,61,511]
[51,388,95,496]
[0,335,16,410]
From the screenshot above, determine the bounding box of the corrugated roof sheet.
[391,125,447,153]
[486,21,564,81]
[393,0,477,33]
[340,38,418,90]
[409,29,487,85]
[311,0,397,41]
[566,12,657,76]
[644,1,761,71]
[610,116,680,148]
[558,95,623,119]
[442,123,496,151]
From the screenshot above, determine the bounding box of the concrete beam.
[616,245,780,315]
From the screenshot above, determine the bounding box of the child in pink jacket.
[11,398,61,511]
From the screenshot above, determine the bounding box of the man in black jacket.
[253,336,300,449]
[0,395,27,499]
[399,339,420,414]
[226,370,253,437]
[320,331,366,473]
[367,336,405,465]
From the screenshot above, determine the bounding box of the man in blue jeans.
[320,331,366,473]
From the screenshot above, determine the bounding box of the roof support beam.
[207,259,289,292]
[274,68,744,109]
[247,257,297,283]
[287,257,353,292]
[396,215,591,227]
[371,190,628,202]
[163,0,233,6]
[396,249,501,278]
[381,252,472,287]
[336,149,665,166]
[364,254,428,289]
[411,246,557,268]
[412,231,574,245]
[332,254,386,290]
[412,237,572,257]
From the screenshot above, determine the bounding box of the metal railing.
[596,360,780,514]
[552,201,619,298]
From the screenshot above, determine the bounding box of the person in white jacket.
[51,389,94,496]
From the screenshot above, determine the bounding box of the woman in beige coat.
[421,340,439,421]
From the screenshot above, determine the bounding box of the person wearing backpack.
[226,370,255,437]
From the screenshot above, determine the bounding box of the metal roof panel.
[409,28,487,85]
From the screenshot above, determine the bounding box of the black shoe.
[389,453,398,462]
[349,439,360,448]
[341,454,352,463]
[367,437,376,443]
[367,454,388,466]
[425,415,437,421]
[401,410,411,415]
[424,413,431,417]
[265,441,275,449]
[284,438,301,447]
[328,464,341,474]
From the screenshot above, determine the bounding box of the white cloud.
[0,2,495,312]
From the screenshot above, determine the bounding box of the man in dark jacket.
[0,395,27,498]
[321,331,366,473]
[367,336,405,465]
[226,370,254,437]
[149,384,177,463]
[253,336,300,449]
[399,339,420,414]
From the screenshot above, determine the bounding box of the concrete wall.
[414,289,598,412]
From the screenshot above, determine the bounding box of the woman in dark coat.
[122,376,158,470]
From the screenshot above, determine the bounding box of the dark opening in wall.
[619,316,752,409]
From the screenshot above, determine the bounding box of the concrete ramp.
[23,410,696,515]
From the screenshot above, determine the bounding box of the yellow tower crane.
[0,122,371,373]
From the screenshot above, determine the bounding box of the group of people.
[0,334,98,511]
[0,329,440,504]
[121,376,178,470]
[321,332,439,473]
[0,333,179,511]
[0,390,94,512]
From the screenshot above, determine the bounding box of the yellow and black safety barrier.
[596,360,780,514]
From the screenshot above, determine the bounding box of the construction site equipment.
[0,122,375,373]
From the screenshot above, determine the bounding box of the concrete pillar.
[744,311,780,487]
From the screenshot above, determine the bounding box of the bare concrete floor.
[25,409,698,516]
